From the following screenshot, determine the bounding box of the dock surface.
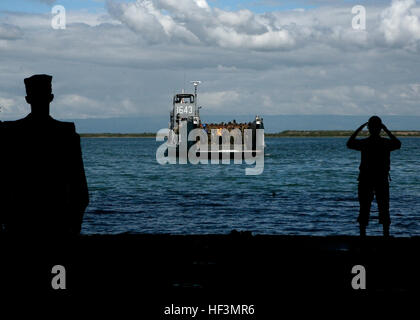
[1,233,418,312]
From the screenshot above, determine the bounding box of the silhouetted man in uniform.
[347,116,401,237]
[0,75,89,237]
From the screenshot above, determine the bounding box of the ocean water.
[81,137,420,236]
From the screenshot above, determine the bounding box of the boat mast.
[190,80,201,116]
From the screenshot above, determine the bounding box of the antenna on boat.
[190,80,201,116]
[190,81,201,100]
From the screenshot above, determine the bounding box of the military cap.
[24,74,53,95]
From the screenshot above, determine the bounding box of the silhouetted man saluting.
[0,75,89,237]
[347,116,401,237]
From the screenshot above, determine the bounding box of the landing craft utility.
[156,81,265,174]
[167,81,265,159]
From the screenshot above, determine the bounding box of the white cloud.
[381,0,420,45]
[53,94,139,119]
[0,23,23,40]
[107,0,295,50]
[107,0,200,44]
[199,90,241,109]
[0,97,16,112]
[0,94,27,118]
[216,64,237,72]
[1,1,420,121]
[105,0,420,51]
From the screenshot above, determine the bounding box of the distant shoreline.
[80,130,420,138]
[80,133,156,138]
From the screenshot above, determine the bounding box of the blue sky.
[0,0,389,14]
[0,0,319,14]
[0,0,378,14]
[0,0,105,14]
[209,0,315,12]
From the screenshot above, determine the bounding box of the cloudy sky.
[1,0,420,126]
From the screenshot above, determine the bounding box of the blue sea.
[81,137,420,237]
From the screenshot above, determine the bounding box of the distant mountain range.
[65,115,420,133]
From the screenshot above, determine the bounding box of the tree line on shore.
[79,130,420,138]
